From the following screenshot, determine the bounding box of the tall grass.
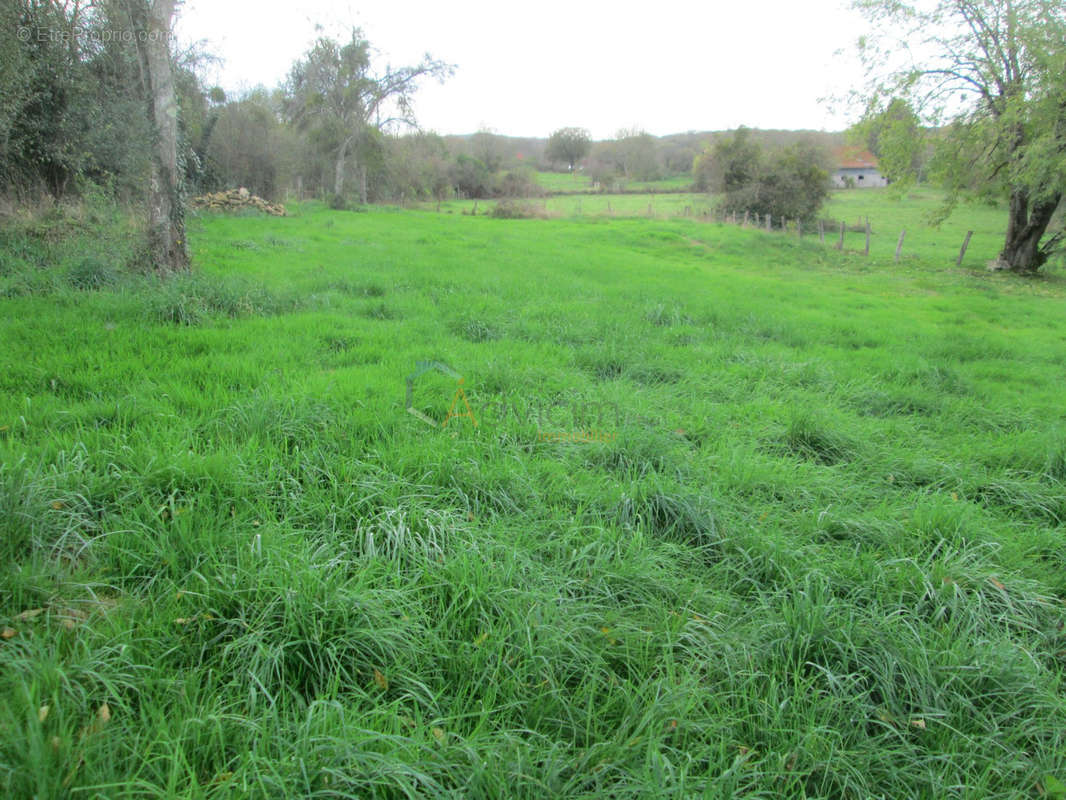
[1,198,1064,797]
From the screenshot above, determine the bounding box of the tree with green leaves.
[851,98,927,187]
[852,0,1066,272]
[284,29,452,204]
[698,128,831,223]
[611,128,660,182]
[545,127,591,173]
[470,128,506,173]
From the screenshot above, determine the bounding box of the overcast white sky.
[175,0,869,139]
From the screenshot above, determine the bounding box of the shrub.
[496,168,544,198]
[450,155,492,199]
[695,129,832,223]
[490,200,544,219]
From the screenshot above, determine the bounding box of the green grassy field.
[429,187,1025,270]
[533,171,694,194]
[2,196,1065,798]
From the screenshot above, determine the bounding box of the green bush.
[696,128,832,223]
[490,200,543,219]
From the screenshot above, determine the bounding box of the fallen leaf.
[97,703,111,724]
[51,501,64,510]
[38,705,49,722]
[50,736,62,751]
[667,719,678,730]
[1,627,16,639]
[373,668,388,691]
[950,492,958,501]
[431,726,445,743]
[989,577,1006,591]
[910,718,926,730]
[16,608,44,621]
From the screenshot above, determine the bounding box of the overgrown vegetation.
[694,128,832,223]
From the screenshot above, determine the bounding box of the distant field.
[2,201,1065,797]
[533,171,694,193]
[429,188,1021,269]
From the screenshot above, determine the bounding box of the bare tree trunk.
[995,188,1061,272]
[142,0,187,273]
[333,144,346,197]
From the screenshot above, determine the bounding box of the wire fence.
[415,197,1000,268]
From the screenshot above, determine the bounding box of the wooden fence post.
[956,230,974,266]
[473,200,478,215]
[818,220,825,244]
[765,214,771,232]
[743,210,749,226]
[864,220,871,256]
[895,229,906,262]
[732,210,737,225]
[797,220,802,237]
[837,221,845,250]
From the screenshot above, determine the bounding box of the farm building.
[832,148,888,188]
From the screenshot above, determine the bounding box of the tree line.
[2,0,1063,273]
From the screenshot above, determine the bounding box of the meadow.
[1,192,1065,798]
[532,171,694,194]
[429,186,1017,269]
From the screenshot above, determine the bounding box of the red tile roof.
[834,147,880,170]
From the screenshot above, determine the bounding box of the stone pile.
[190,187,286,216]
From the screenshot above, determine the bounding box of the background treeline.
[0,1,850,208]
